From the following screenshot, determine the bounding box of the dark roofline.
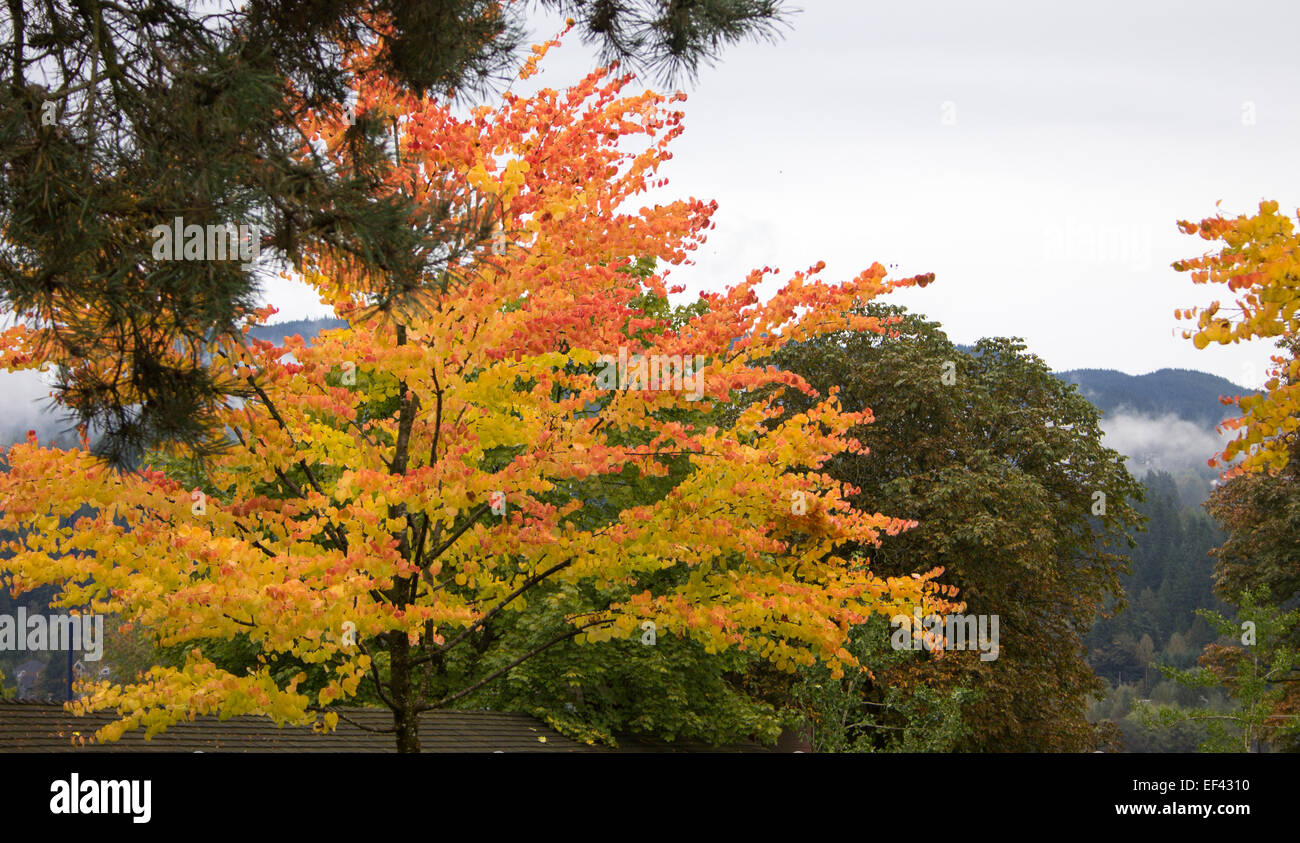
[0,700,593,753]
[0,699,780,753]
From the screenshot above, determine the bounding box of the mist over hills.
[1056,367,1260,507]
[1056,368,1253,429]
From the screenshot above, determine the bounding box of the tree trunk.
[390,633,420,753]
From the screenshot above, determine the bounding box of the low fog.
[1098,408,1233,472]
[1097,408,1238,505]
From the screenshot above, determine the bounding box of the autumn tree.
[1204,414,1300,621]
[1173,200,1300,476]
[1172,194,1300,743]
[0,0,792,466]
[0,39,953,752]
[146,265,788,748]
[464,273,785,746]
[742,306,1145,752]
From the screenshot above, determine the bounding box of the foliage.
[476,616,783,747]
[749,305,1145,751]
[1200,438,1300,750]
[1172,201,1300,476]
[1142,588,1300,752]
[0,40,951,751]
[789,614,974,752]
[1116,708,1209,753]
[1204,436,1300,621]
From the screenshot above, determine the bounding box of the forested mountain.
[1048,369,1249,750]
[245,317,347,344]
[1083,469,1231,751]
[1056,368,1255,428]
[1085,471,1226,684]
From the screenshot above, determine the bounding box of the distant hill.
[1054,368,1256,429]
[246,318,346,344]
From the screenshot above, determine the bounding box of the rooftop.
[0,699,779,752]
[0,699,590,753]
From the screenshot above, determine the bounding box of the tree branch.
[411,557,576,665]
[418,618,613,711]
[417,502,490,588]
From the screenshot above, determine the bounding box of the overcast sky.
[258,0,1300,389]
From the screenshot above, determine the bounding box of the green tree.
[1144,588,1300,752]
[1204,437,1300,625]
[746,303,1145,751]
[788,614,973,752]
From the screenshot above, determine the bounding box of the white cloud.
[1098,409,1236,478]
